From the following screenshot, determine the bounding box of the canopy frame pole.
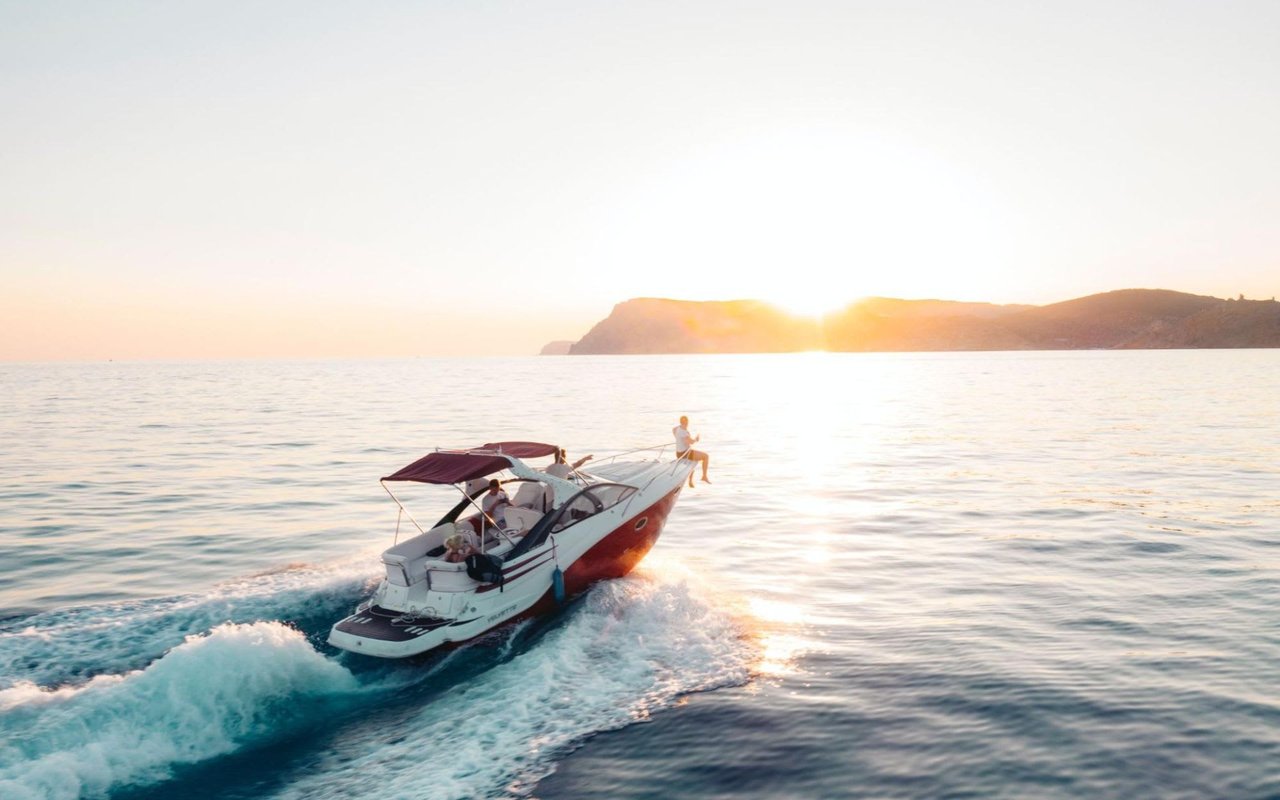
[382,481,426,541]
[461,490,506,554]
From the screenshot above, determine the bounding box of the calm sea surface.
[1,351,1278,799]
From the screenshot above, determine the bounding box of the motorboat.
[328,441,694,658]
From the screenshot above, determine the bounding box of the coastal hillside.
[560,290,1280,354]
[539,340,575,355]
[1001,289,1226,349]
[822,298,1033,351]
[568,298,821,354]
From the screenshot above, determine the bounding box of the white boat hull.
[329,459,691,658]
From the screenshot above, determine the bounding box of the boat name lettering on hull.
[486,604,518,624]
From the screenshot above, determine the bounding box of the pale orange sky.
[3,1,1278,359]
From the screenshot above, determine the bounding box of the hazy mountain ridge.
[561,290,1280,354]
[568,298,820,354]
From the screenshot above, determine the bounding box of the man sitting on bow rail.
[673,415,711,488]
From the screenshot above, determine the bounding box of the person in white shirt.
[480,479,510,532]
[673,415,710,487]
[546,448,593,480]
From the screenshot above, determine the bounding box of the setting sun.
[588,127,1015,311]
[769,290,851,319]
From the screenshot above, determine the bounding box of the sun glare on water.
[746,596,811,677]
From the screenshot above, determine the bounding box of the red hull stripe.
[476,556,553,593]
[501,550,545,573]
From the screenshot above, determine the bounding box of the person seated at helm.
[546,448,593,480]
[443,533,475,563]
[480,478,510,532]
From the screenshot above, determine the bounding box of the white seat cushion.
[504,505,542,534]
[511,481,551,511]
[382,523,455,585]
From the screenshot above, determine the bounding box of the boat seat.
[504,505,542,534]
[511,481,552,512]
[382,523,459,586]
[423,560,475,590]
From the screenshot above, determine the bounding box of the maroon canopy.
[382,452,513,484]
[480,441,559,458]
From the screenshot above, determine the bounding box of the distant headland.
[549,290,1280,354]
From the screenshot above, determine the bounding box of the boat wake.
[270,560,756,800]
[0,622,364,800]
[0,555,755,800]
[0,554,377,690]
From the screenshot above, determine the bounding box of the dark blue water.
[2,351,1278,799]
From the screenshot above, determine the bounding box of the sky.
[2,0,1278,359]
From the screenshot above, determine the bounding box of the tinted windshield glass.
[549,484,637,532]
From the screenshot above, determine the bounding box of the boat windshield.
[549,484,638,533]
[504,482,637,559]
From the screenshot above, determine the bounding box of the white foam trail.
[0,622,360,800]
[270,566,755,800]
[0,552,379,689]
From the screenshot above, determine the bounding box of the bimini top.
[479,441,558,458]
[382,442,558,484]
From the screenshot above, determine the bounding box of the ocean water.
[1,350,1278,800]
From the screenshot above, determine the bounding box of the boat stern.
[328,606,462,659]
